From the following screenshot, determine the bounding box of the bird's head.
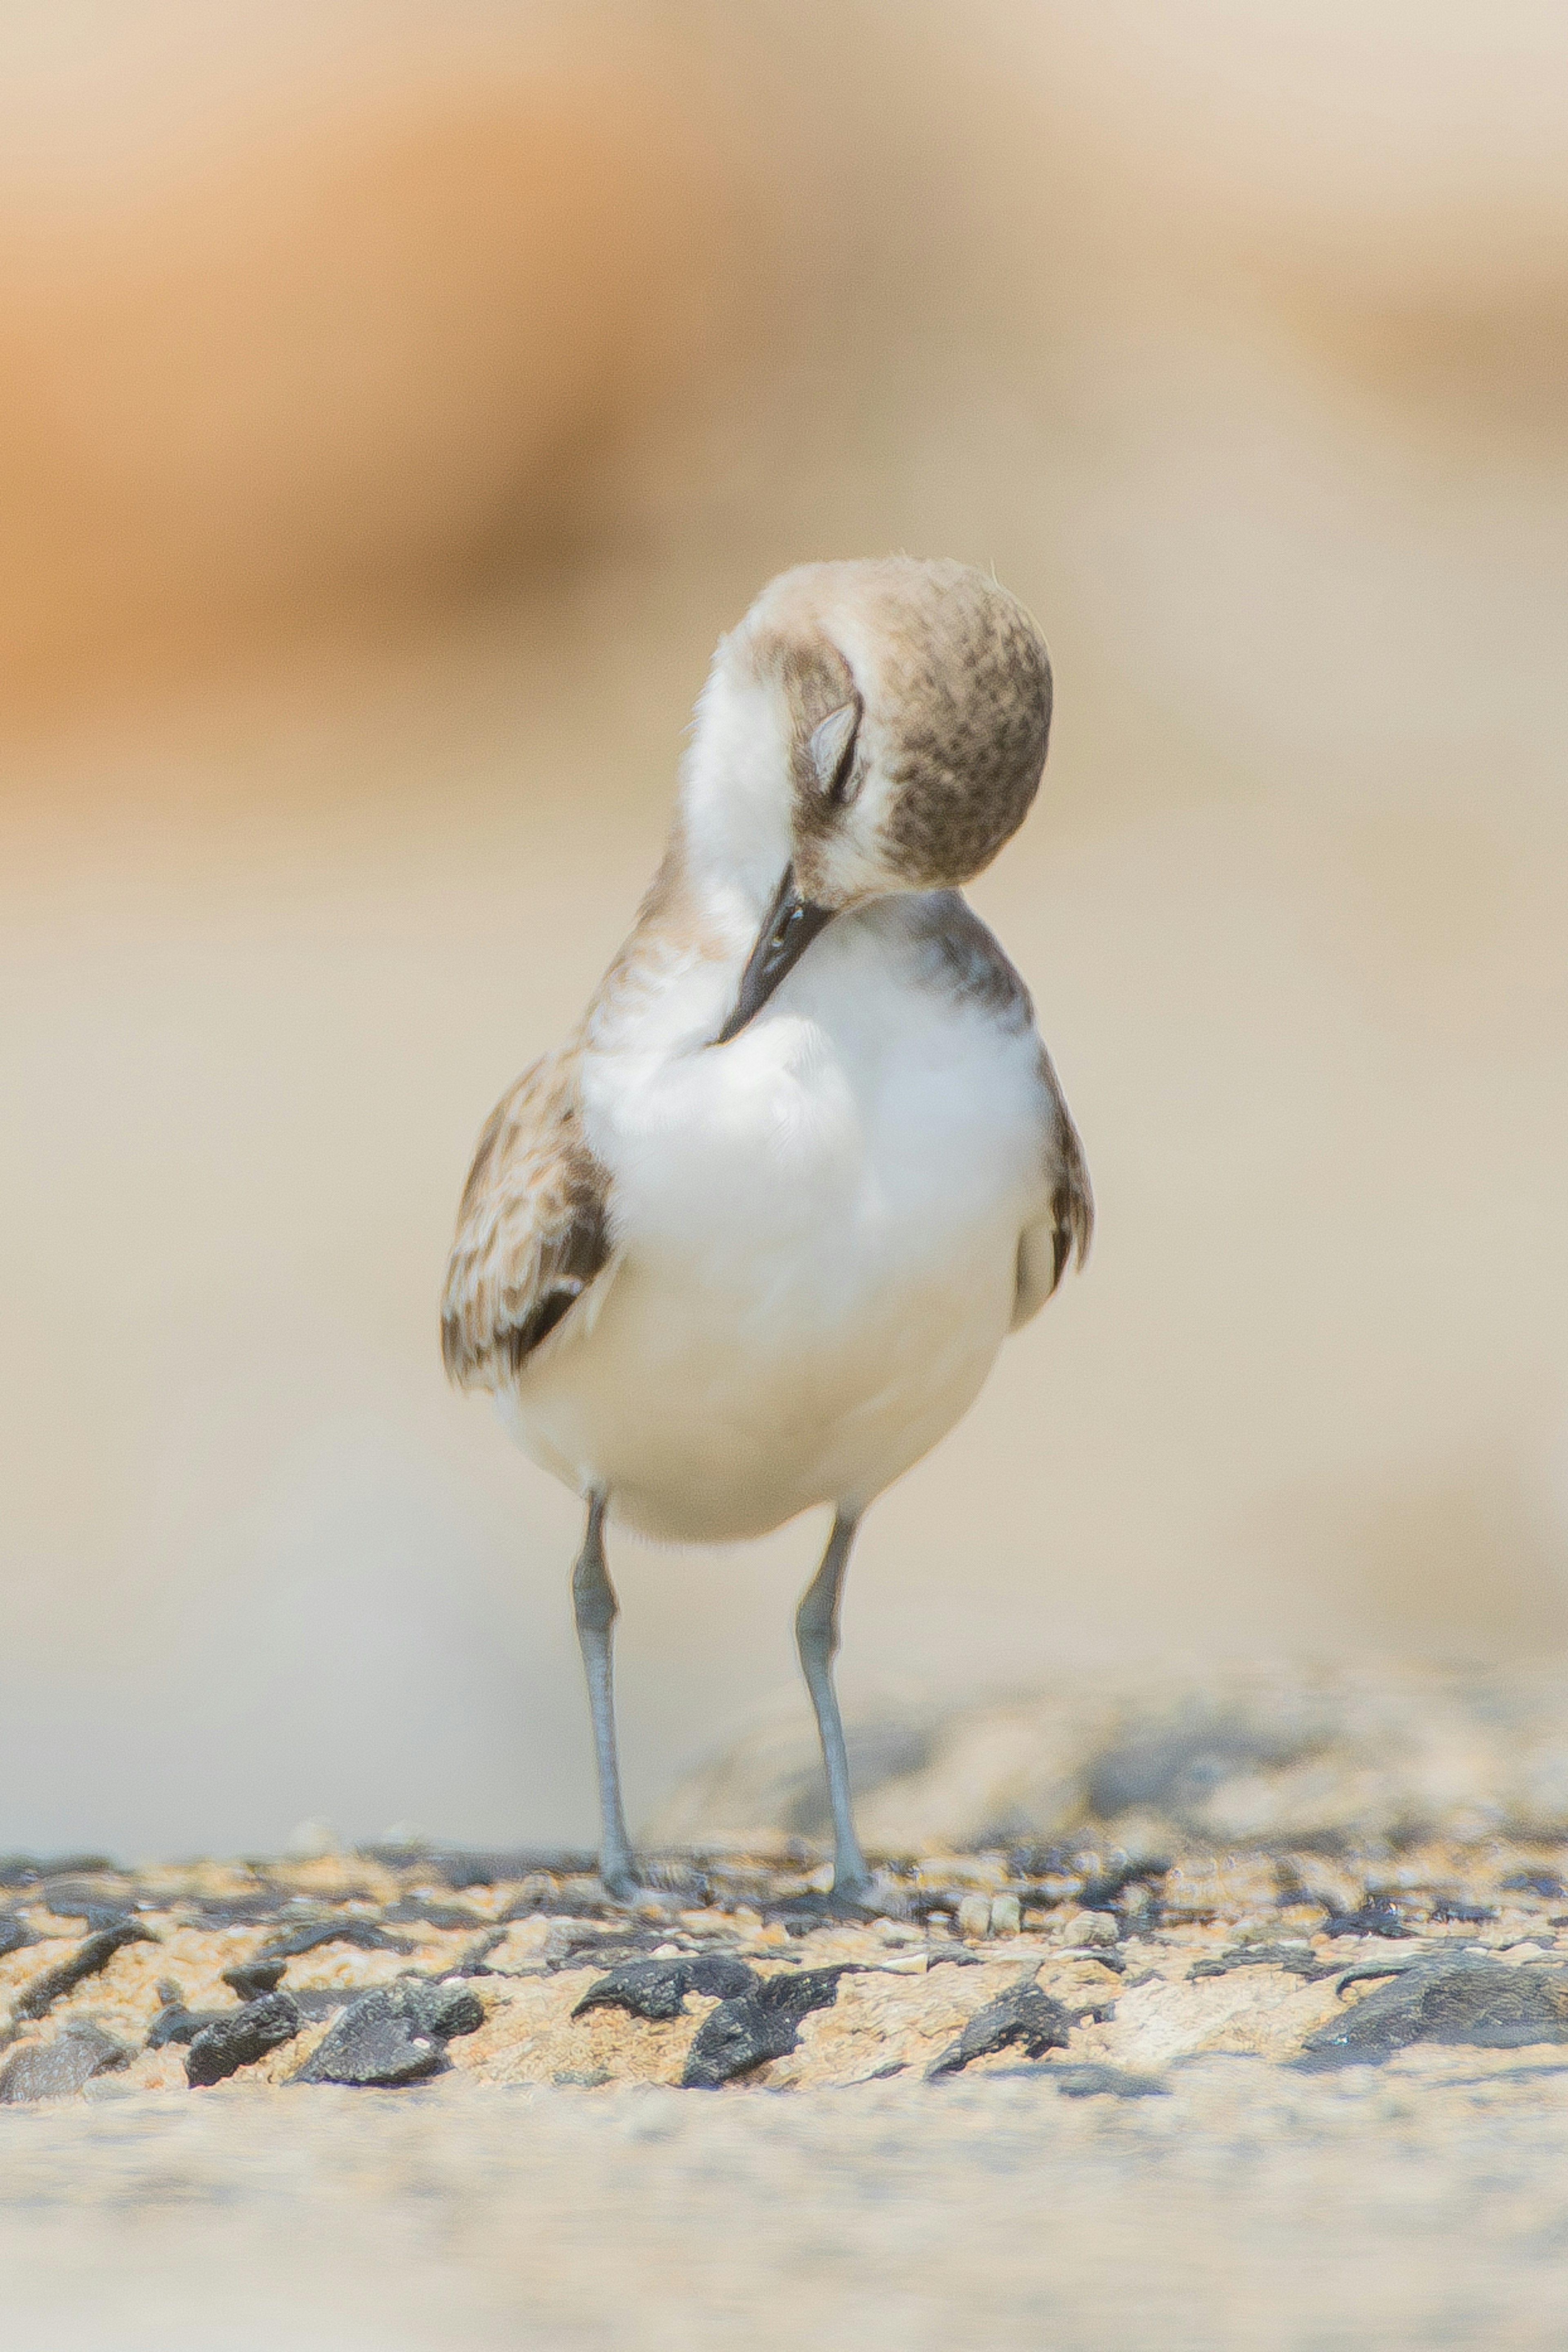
[681,556,1052,1042]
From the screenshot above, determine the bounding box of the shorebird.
[442,557,1091,1900]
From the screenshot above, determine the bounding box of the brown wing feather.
[1012,1042,1094,1330]
[440,1049,613,1390]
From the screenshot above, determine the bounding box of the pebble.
[1063,1911,1119,1948]
[572,1953,756,2022]
[682,1968,847,2090]
[1298,1955,1568,2071]
[293,1978,484,2088]
[956,1895,991,1941]
[0,2021,130,2103]
[187,1994,303,2088]
[0,1915,38,1960]
[927,1981,1073,2081]
[11,1920,156,2022]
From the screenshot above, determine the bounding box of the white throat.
[678,662,795,928]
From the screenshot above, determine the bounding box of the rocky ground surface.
[15,1659,1568,2345]
[7,1821,1568,2345]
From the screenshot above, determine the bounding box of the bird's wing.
[441,1048,614,1390]
[1011,1041,1094,1330]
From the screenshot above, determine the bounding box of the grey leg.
[572,1494,637,1900]
[795,1510,871,1898]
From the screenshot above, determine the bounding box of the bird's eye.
[808,700,861,804]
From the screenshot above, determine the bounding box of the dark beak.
[712,865,836,1045]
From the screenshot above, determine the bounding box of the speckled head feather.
[735,556,1052,908]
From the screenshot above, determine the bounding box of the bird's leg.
[795,1509,871,1898]
[571,1493,637,1900]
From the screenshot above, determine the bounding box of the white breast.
[499,898,1051,1542]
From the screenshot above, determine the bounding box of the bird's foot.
[597,1846,640,1905]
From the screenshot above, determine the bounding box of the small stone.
[1297,1956,1568,2071]
[1048,2063,1168,2099]
[1320,1895,1412,1940]
[681,1967,846,2089]
[1064,1910,1119,1948]
[222,1958,288,2001]
[0,2022,131,2103]
[956,1895,991,1941]
[12,1920,157,2022]
[0,1916,38,1960]
[256,1917,413,1964]
[186,1993,302,2087]
[990,1895,1022,1938]
[148,2000,232,2049]
[927,1976,1074,2080]
[291,1977,483,2087]
[1188,1941,1336,1984]
[573,1953,756,2022]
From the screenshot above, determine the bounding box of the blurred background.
[2,0,1566,1862]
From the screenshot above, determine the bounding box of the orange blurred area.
[2,0,1567,1856]
[0,19,762,717]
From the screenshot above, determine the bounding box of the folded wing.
[441,1049,614,1389]
[1011,1041,1094,1330]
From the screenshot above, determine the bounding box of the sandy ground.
[10,2063,1568,2352]
[6,1830,1568,2348]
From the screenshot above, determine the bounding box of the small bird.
[442,557,1091,1900]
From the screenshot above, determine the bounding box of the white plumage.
[443,555,1091,1898]
[503,892,1058,1541]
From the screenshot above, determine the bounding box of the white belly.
[498,909,1048,1542]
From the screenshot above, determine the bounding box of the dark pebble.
[682,1968,849,2089]
[414,1850,595,1891]
[1189,1943,1338,1983]
[379,1900,488,1931]
[1079,1859,1172,1910]
[1319,1895,1412,1940]
[0,1915,39,1960]
[765,1891,885,1936]
[0,1855,114,1889]
[1297,1956,1568,2070]
[0,2021,131,2103]
[1428,1900,1498,1926]
[186,1993,303,2087]
[13,1920,157,2022]
[1006,1844,1081,1881]
[38,1878,135,1924]
[292,1978,483,2087]
[44,1904,135,1934]
[927,1977,1074,2081]
[183,1892,289,1927]
[1047,2063,1169,2099]
[573,1953,757,2022]
[1500,1871,1567,1900]
[148,2001,233,2049]
[222,1958,289,2001]
[256,1917,414,1964]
